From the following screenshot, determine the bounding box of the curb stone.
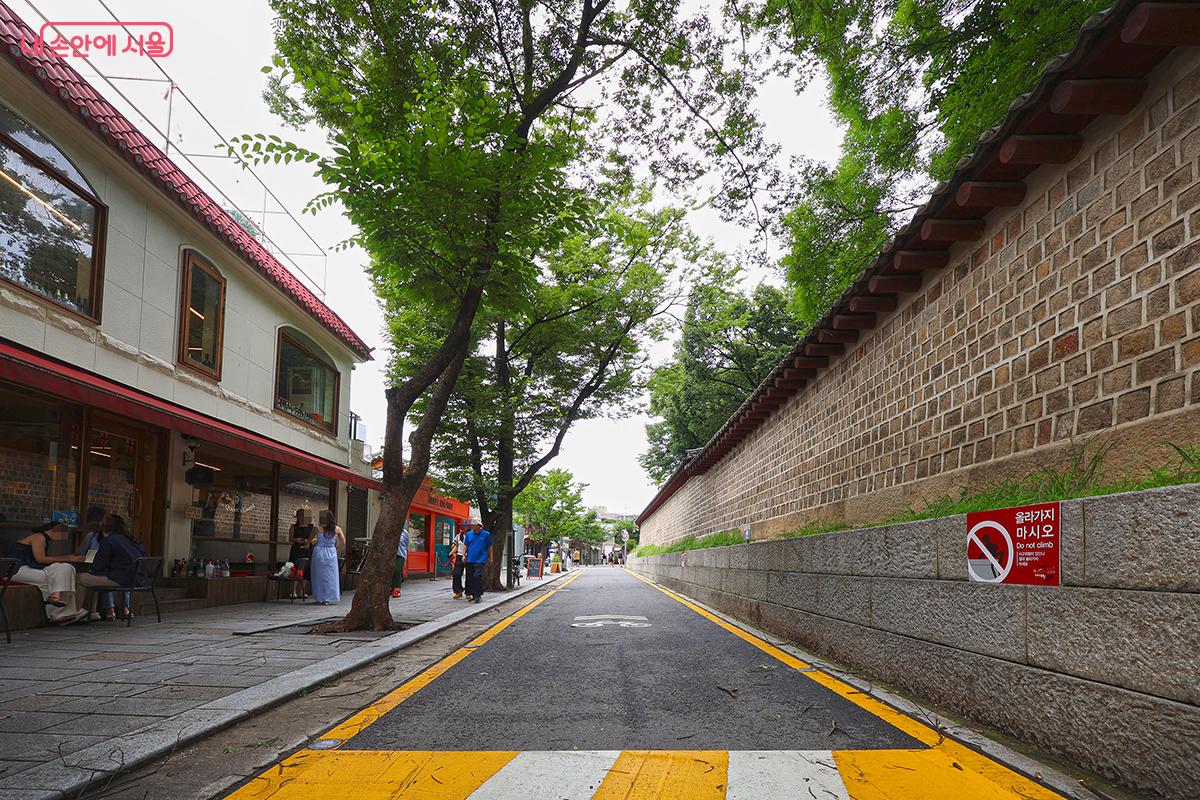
[0,570,572,800]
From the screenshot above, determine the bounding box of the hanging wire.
[20,0,331,296]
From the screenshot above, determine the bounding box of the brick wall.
[630,484,1200,800]
[643,47,1200,546]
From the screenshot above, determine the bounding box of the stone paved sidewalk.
[0,571,568,799]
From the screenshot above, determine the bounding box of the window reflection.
[0,102,100,317]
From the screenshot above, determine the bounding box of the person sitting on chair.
[76,514,146,621]
[8,522,87,624]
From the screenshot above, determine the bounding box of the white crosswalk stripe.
[466,750,622,799]
[725,750,850,800]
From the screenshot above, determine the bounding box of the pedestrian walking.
[308,510,345,605]
[451,521,468,599]
[391,524,410,598]
[464,518,493,604]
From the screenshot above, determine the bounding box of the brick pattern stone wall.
[631,484,1200,800]
[642,48,1200,546]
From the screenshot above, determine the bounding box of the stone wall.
[631,483,1200,800]
[641,45,1200,546]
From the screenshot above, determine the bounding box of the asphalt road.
[345,567,918,752]
[227,568,1072,799]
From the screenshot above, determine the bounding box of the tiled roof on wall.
[0,3,373,360]
[638,0,1200,525]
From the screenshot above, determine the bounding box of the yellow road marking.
[624,570,813,671]
[835,749,1062,799]
[625,569,1065,799]
[225,750,517,799]
[593,751,729,799]
[317,570,582,743]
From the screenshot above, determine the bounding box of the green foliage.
[894,438,1200,523]
[751,0,1110,320]
[634,529,745,557]
[514,468,587,543]
[419,188,709,522]
[634,439,1200,556]
[779,519,851,539]
[641,272,804,483]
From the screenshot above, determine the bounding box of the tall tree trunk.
[489,320,515,591]
[319,283,482,632]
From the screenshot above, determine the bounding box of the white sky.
[10,0,843,515]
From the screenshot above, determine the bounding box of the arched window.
[275,328,340,434]
[178,250,226,379]
[0,102,104,318]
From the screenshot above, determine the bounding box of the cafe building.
[0,4,475,586]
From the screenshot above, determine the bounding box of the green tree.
[640,275,804,483]
[751,0,1109,322]
[419,190,708,589]
[243,0,782,629]
[514,468,587,554]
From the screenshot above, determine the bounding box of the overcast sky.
[11,0,843,515]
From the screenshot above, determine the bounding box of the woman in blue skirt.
[308,510,344,605]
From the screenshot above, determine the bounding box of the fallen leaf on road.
[717,685,739,699]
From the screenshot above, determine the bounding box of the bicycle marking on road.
[570,614,651,627]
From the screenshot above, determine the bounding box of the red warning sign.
[966,501,1061,586]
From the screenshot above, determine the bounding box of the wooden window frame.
[274,330,340,436]
[0,126,107,323]
[177,250,227,381]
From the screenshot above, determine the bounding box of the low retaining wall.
[630,483,1200,800]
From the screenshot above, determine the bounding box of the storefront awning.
[0,340,382,491]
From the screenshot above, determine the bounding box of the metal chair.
[266,558,309,603]
[0,558,20,643]
[82,556,163,627]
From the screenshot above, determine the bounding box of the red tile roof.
[0,3,373,360]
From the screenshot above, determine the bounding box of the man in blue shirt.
[464,518,493,603]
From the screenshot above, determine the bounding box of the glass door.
[407,511,429,573]
[83,414,157,548]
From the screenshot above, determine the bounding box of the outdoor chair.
[0,558,20,643]
[266,558,309,603]
[81,557,163,627]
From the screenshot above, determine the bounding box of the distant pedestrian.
[308,510,345,605]
[464,518,493,604]
[451,521,468,599]
[391,524,410,598]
